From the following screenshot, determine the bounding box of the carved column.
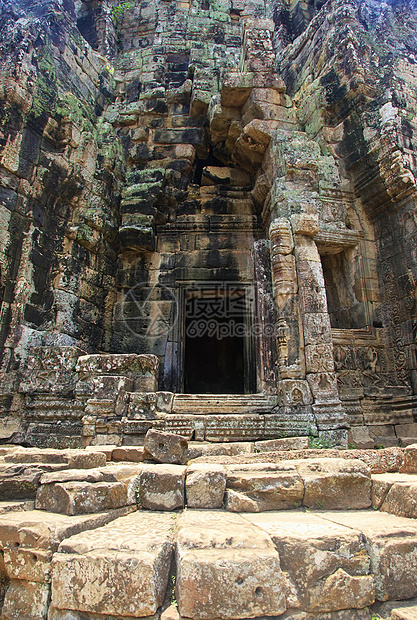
[291,213,348,444]
[269,218,313,412]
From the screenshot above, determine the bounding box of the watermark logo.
[118,282,179,338]
[118,281,276,339]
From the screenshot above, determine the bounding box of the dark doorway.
[183,295,246,393]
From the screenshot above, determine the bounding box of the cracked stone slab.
[0,508,134,582]
[244,511,375,612]
[175,510,286,619]
[51,511,176,616]
[318,510,417,601]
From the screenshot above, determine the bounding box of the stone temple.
[1,0,417,450]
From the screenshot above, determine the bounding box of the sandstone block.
[371,473,400,509]
[247,511,374,612]
[185,464,226,508]
[291,213,319,237]
[0,464,65,500]
[0,508,133,582]
[35,481,129,515]
[375,599,417,620]
[225,463,304,511]
[39,468,119,485]
[51,512,175,616]
[47,608,161,619]
[1,579,50,620]
[254,437,309,452]
[112,447,145,462]
[400,443,417,473]
[320,510,417,601]
[85,445,117,461]
[138,464,186,510]
[3,449,106,469]
[348,426,375,450]
[176,510,286,619]
[269,609,372,620]
[294,458,371,509]
[379,477,417,519]
[187,441,254,460]
[76,354,159,392]
[144,429,188,464]
[224,489,259,512]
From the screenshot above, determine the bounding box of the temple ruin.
[1,0,417,449]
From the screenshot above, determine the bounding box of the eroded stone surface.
[144,430,188,465]
[379,477,417,519]
[35,481,129,515]
[51,511,175,617]
[1,579,50,620]
[138,464,186,510]
[319,510,417,601]
[175,510,286,619]
[185,464,226,509]
[0,508,133,582]
[293,459,372,510]
[246,511,374,612]
[225,462,304,512]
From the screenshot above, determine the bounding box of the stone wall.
[0,0,417,447]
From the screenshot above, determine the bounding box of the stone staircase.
[0,440,417,619]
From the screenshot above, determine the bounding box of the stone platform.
[0,442,416,619]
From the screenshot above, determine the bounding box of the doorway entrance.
[182,286,254,394]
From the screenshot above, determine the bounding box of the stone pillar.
[269,218,313,412]
[291,213,348,445]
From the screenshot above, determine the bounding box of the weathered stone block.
[76,354,159,393]
[380,478,417,519]
[19,347,86,395]
[144,429,188,464]
[247,511,374,612]
[3,449,106,469]
[138,464,186,510]
[1,579,50,620]
[400,443,417,473]
[51,512,175,616]
[112,446,145,462]
[305,344,335,373]
[35,481,129,515]
[278,380,313,407]
[176,510,286,619]
[294,458,371,509]
[185,464,226,508]
[254,436,310,452]
[225,463,304,511]
[321,511,417,602]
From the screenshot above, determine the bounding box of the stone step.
[175,510,286,619]
[317,510,417,603]
[0,450,107,500]
[191,447,405,473]
[245,511,375,613]
[31,457,374,514]
[2,448,106,469]
[3,507,417,619]
[50,511,176,617]
[0,507,133,584]
[172,393,277,415]
[372,472,417,518]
